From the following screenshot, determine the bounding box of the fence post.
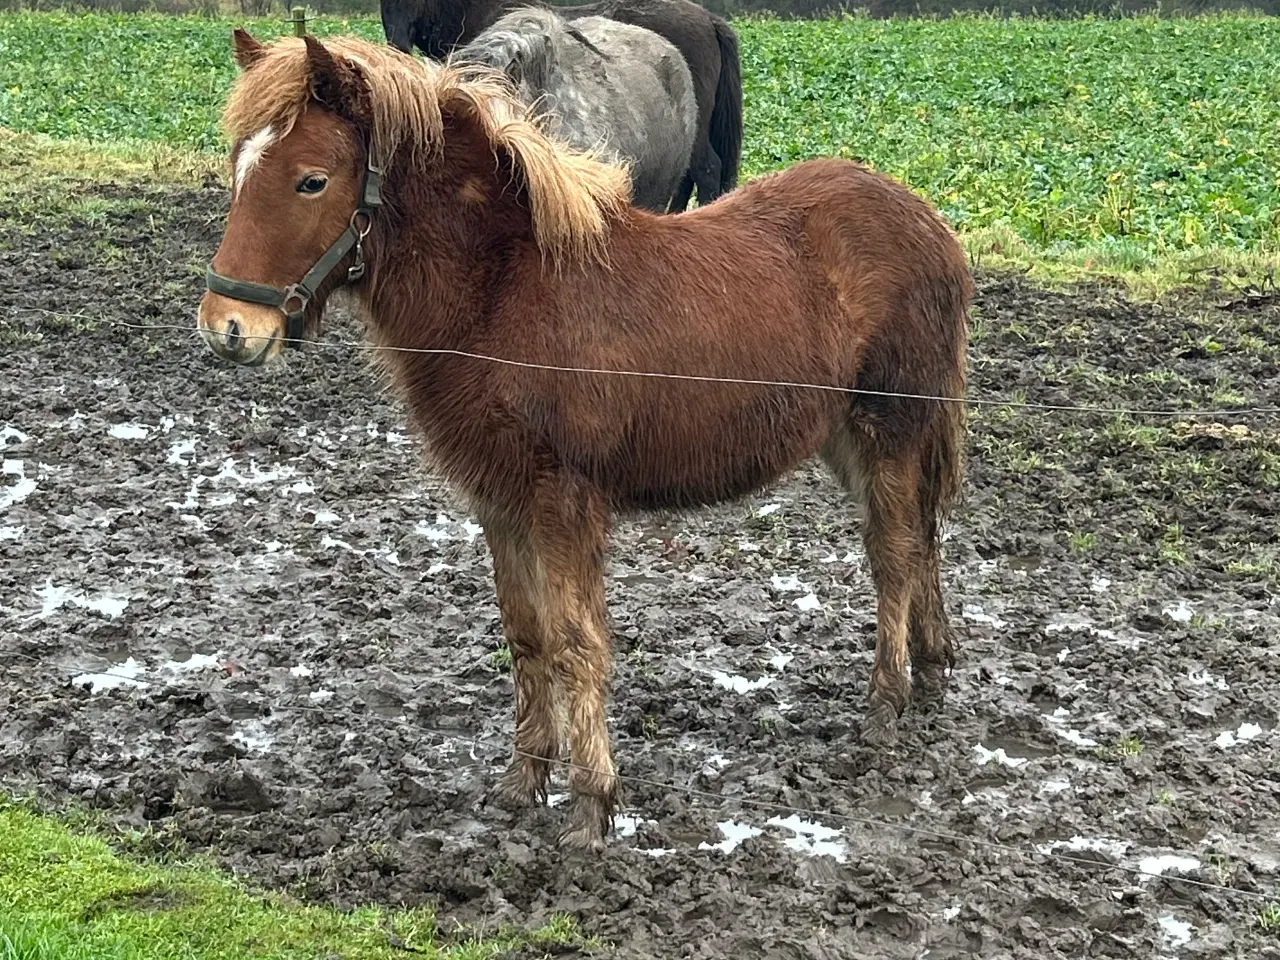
[291,6,307,37]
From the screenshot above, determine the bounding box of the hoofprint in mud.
[2,180,1279,957]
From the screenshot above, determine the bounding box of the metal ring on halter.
[281,284,310,317]
[351,209,373,238]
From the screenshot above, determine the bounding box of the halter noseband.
[205,149,384,349]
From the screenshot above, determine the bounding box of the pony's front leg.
[553,574,618,851]
[485,516,562,807]
[532,483,619,851]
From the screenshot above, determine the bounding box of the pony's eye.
[296,174,328,195]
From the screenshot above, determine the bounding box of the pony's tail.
[917,285,969,553]
[709,17,743,196]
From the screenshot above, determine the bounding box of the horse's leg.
[379,5,414,54]
[694,148,723,207]
[824,420,922,747]
[486,515,563,806]
[529,478,618,851]
[861,448,926,746]
[908,524,955,709]
[668,171,696,213]
[909,411,962,707]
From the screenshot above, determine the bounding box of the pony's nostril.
[225,318,244,352]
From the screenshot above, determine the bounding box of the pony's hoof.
[911,665,949,711]
[557,795,610,852]
[861,701,900,747]
[557,823,606,853]
[493,759,549,809]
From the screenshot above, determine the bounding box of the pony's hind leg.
[908,413,963,707]
[668,171,695,213]
[694,149,724,207]
[530,477,619,851]
[823,424,923,746]
[485,516,562,807]
[862,451,925,745]
[908,537,955,708]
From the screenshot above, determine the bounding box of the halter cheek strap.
[205,149,384,349]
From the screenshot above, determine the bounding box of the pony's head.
[198,28,631,366]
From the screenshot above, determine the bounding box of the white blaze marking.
[234,124,279,195]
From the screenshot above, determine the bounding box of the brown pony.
[197,30,970,851]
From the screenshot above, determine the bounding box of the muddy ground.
[1,179,1278,960]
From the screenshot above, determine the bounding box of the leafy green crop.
[0,12,385,148]
[2,11,1279,256]
[735,15,1280,254]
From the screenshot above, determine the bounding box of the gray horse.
[453,7,697,213]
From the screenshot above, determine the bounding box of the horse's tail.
[709,17,743,196]
[917,279,969,552]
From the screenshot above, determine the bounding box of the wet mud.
[2,181,1279,958]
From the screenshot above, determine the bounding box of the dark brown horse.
[198,32,970,851]
[380,0,742,212]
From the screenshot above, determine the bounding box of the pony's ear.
[304,34,361,114]
[232,28,266,70]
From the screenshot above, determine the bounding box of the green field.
[2,10,1280,276]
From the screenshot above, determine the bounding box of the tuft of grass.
[1101,417,1168,452]
[1115,736,1144,757]
[0,798,597,959]
[1068,531,1097,556]
[1159,524,1190,566]
[1258,903,1280,935]
[1226,544,1280,585]
[1097,735,1144,761]
[973,435,1053,474]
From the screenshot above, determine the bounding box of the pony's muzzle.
[197,293,281,366]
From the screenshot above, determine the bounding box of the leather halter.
[205,150,384,348]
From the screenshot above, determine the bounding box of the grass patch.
[0,128,221,226]
[1096,735,1144,761]
[0,797,597,959]
[963,223,1280,298]
[1259,903,1280,935]
[1159,524,1191,566]
[3,12,1280,291]
[1068,530,1096,555]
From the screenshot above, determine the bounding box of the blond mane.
[222,35,632,264]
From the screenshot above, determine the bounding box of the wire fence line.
[1,648,1276,907]
[7,306,1280,420]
